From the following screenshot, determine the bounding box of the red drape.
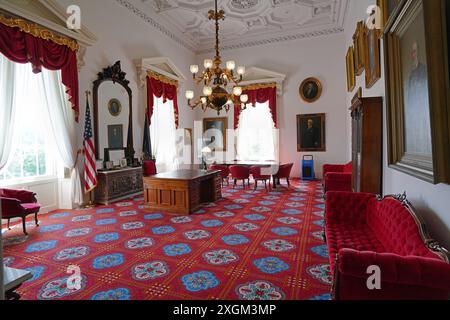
[234,86,277,129]
[146,75,179,128]
[0,23,79,122]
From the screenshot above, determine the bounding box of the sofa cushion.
[343,162,352,173]
[366,198,440,259]
[326,223,386,261]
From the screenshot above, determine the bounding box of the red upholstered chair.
[325,191,450,300]
[250,166,271,190]
[273,163,294,188]
[0,188,40,235]
[323,162,352,193]
[229,165,250,189]
[209,164,230,186]
[143,160,157,177]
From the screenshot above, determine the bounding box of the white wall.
[195,34,349,178]
[344,0,450,248]
[55,0,197,161]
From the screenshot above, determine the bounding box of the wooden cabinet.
[95,167,143,205]
[351,96,383,194]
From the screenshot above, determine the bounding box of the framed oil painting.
[377,0,403,32]
[346,46,356,92]
[364,27,381,88]
[353,21,365,76]
[385,0,450,184]
[297,113,326,152]
[203,117,227,151]
[107,124,123,149]
[299,77,322,103]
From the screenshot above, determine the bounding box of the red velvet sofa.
[325,191,450,300]
[323,162,352,193]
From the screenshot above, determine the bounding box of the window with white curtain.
[236,101,277,161]
[0,62,57,184]
[150,96,179,172]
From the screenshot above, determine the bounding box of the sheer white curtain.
[38,68,83,206]
[236,101,277,161]
[0,54,17,170]
[150,96,179,172]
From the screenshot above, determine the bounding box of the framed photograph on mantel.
[385,0,450,184]
[297,113,326,152]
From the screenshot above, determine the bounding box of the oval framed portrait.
[108,98,122,117]
[299,77,322,103]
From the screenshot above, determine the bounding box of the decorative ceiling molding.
[114,0,196,52]
[116,0,349,54]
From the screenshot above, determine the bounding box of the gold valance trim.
[0,14,79,51]
[241,82,277,90]
[147,70,179,87]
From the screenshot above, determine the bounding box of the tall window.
[0,62,56,184]
[150,96,179,172]
[236,101,277,161]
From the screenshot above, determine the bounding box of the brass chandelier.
[185,0,248,115]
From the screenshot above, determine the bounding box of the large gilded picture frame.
[384,0,450,184]
[346,46,356,92]
[203,117,228,152]
[353,21,365,76]
[364,26,381,88]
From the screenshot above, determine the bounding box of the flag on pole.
[142,112,153,160]
[83,94,97,193]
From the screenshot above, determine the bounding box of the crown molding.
[114,0,196,53]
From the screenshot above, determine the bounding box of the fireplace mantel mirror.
[93,61,134,164]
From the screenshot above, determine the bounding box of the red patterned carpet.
[2,180,332,300]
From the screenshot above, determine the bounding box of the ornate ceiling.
[117,0,349,53]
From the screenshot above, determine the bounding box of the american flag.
[83,96,97,193]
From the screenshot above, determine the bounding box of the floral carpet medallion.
[93,254,124,269]
[181,271,220,292]
[307,264,333,285]
[235,281,285,300]
[125,237,154,250]
[91,288,131,300]
[38,275,87,300]
[262,239,296,252]
[253,257,290,274]
[132,261,169,281]
[203,249,239,265]
[3,180,332,300]
[53,246,90,261]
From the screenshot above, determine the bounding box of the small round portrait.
[108,99,122,117]
[299,78,322,103]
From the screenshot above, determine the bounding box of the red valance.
[0,23,79,122]
[146,75,179,128]
[234,86,277,129]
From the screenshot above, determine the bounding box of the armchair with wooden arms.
[0,189,41,235]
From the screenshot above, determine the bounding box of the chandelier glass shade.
[186,0,248,115]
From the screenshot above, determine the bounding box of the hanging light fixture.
[186,0,248,115]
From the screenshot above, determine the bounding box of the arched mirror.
[93,61,135,164]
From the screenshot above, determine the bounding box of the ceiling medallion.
[185,0,248,115]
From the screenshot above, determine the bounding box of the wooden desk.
[143,170,222,214]
[3,267,32,300]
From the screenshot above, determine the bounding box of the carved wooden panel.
[95,167,143,205]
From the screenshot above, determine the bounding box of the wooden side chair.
[250,166,271,190]
[229,165,250,189]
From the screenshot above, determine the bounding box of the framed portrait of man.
[108,124,123,149]
[203,118,227,151]
[385,0,450,184]
[297,114,326,152]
